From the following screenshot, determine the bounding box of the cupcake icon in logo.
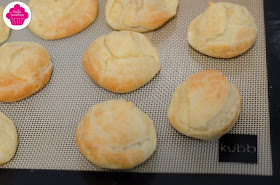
[6,4,29,26]
[3,1,32,30]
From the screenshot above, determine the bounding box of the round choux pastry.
[168,70,241,140]
[188,2,257,58]
[76,99,157,169]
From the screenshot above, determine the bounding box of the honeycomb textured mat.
[0,0,272,175]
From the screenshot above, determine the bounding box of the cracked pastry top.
[0,7,10,45]
[168,70,241,140]
[0,112,18,165]
[83,31,160,93]
[187,2,257,58]
[105,0,179,32]
[28,0,98,40]
[0,42,53,102]
[76,99,157,169]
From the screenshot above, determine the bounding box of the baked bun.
[0,112,18,165]
[0,7,10,44]
[83,31,160,93]
[188,2,257,58]
[105,0,179,32]
[168,70,241,140]
[76,99,157,169]
[28,0,98,40]
[0,42,53,102]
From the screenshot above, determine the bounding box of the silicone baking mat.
[0,0,272,176]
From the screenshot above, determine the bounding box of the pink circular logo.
[6,4,29,26]
[3,1,32,30]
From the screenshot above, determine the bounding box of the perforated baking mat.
[0,0,272,176]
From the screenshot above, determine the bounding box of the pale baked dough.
[0,7,10,45]
[188,2,257,58]
[83,31,160,93]
[105,0,179,32]
[28,0,98,40]
[76,99,157,169]
[168,70,241,140]
[0,112,18,165]
[0,42,53,102]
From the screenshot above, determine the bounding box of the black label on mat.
[219,134,257,164]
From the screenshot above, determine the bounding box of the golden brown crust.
[168,70,241,140]
[0,7,10,44]
[0,112,18,165]
[187,2,258,58]
[83,31,160,93]
[0,42,53,102]
[105,0,179,32]
[76,99,157,169]
[28,0,98,40]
